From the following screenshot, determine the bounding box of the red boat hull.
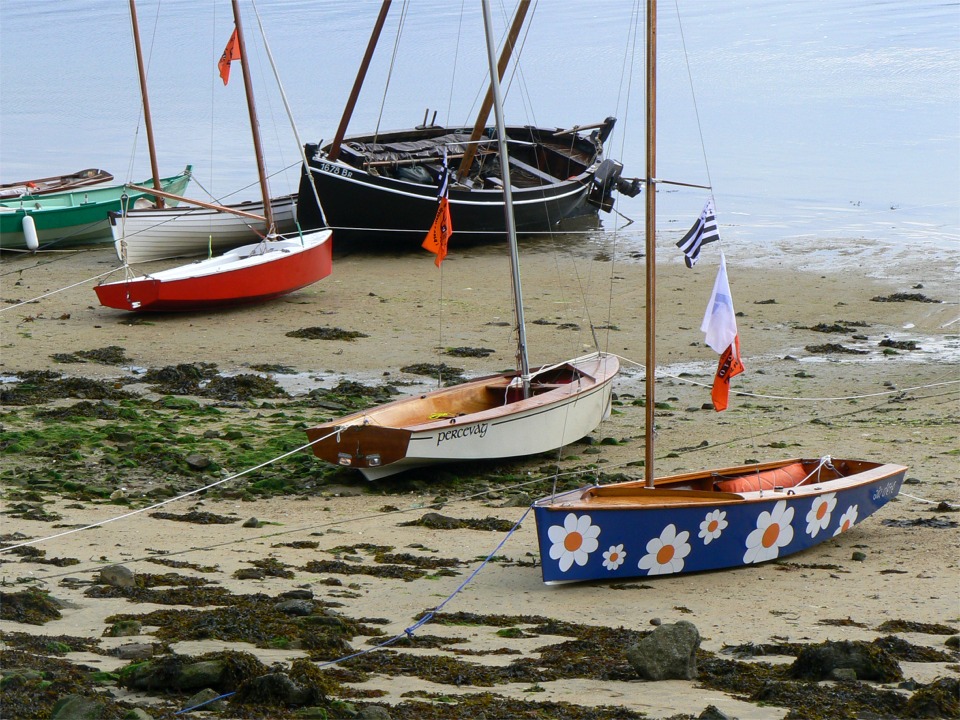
[95,231,332,312]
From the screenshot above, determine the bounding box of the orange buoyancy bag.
[715,462,811,494]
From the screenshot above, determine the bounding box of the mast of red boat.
[128,0,164,208]
[230,0,273,230]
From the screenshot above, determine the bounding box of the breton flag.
[701,252,744,411]
[422,152,452,267]
[218,29,241,85]
[677,199,720,268]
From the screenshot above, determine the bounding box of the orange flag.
[218,29,241,85]
[422,157,452,266]
[422,195,452,267]
[711,335,744,411]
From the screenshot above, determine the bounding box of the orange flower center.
[707,520,719,533]
[816,504,828,520]
[841,520,851,533]
[762,523,781,548]
[656,544,675,565]
[608,552,620,563]
[564,532,583,552]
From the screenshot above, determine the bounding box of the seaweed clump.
[140,362,219,394]
[903,677,960,718]
[805,343,869,355]
[286,326,368,341]
[107,596,379,652]
[119,649,267,693]
[879,338,920,351]
[0,589,62,625]
[149,510,240,524]
[2,372,133,406]
[871,292,941,303]
[0,632,104,656]
[234,557,295,580]
[202,373,288,401]
[400,512,516,532]
[301,558,425,582]
[0,649,135,720]
[444,346,495,358]
[36,400,120,421]
[698,655,910,719]
[73,345,133,364]
[400,363,464,383]
[876,619,958,635]
[388,693,646,719]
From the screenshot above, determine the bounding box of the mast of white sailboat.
[481,0,531,399]
[230,0,273,230]
[457,0,530,182]
[328,1,392,163]
[644,0,657,487]
[128,0,164,208]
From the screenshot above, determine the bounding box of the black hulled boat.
[296,118,637,244]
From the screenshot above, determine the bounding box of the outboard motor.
[616,175,642,198]
[588,158,626,212]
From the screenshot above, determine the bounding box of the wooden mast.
[128,0,164,208]
[328,1,392,162]
[481,0,531,398]
[457,0,530,181]
[644,0,657,487]
[230,0,273,230]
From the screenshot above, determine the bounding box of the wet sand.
[1,236,957,718]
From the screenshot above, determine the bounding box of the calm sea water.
[1,1,957,264]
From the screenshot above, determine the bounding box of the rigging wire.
[374,0,409,142]
[444,0,468,127]
[121,0,163,186]
[671,0,714,207]
[605,0,643,348]
[251,1,329,227]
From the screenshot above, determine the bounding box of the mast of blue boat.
[645,0,657,486]
[128,0,163,208]
[230,0,273,231]
[481,0,531,399]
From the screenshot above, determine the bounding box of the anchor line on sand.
[173,506,532,716]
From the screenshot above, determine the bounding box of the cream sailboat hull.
[307,353,619,480]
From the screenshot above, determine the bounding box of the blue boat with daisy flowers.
[532,457,906,583]
[531,1,905,584]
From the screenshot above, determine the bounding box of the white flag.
[701,252,738,354]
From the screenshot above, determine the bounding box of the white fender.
[22,214,39,251]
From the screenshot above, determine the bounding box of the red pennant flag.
[422,196,452,266]
[218,29,241,85]
[711,335,744,411]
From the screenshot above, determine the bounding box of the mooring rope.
[174,505,532,715]
[0,427,341,554]
[613,352,960,403]
[0,268,119,313]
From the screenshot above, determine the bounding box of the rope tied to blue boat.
[173,505,532,716]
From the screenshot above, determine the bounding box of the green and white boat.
[0,166,191,251]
